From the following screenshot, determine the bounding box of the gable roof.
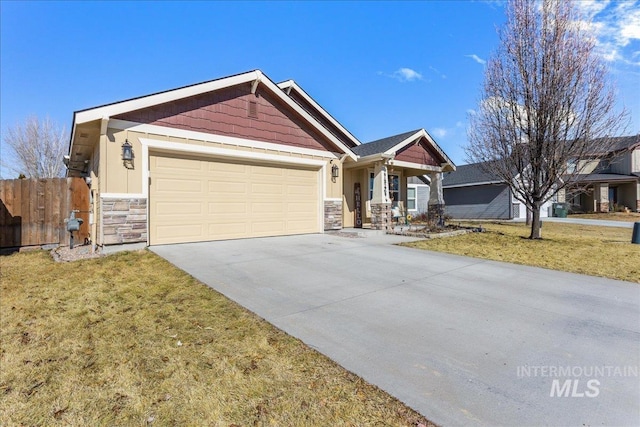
[606,134,640,153]
[352,129,455,171]
[351,130,420,157]
[277,80,361,147]
[443,161,502,187]
[70,70,356,160]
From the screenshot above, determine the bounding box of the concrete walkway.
[151,234,640,426]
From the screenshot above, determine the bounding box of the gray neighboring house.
[442,162,553,220]
[407,175,430,215]
[562,135,640,212]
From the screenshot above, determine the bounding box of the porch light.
[122,140,134,161]
[331,163,339,179]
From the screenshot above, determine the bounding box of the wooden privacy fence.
[0,178,90,249]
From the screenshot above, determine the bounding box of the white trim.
[140,137,326,168]
[101,193,146,199]
[143,137,327,238]
[141,136,328,221]
[384,129,455,171]
[74,70,356,161]
[76,71,262,124]
[406,184,418,212]
[443,181,503,189]
[388,159,441,172]
[110,119,339,159]
[277,80,361,147]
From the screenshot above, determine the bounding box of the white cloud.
[575,0,640,66]
[394,68,423,82]
[456,121,465,128]
[432,128,448,138]
[466,109,477,116]
[378,68,424,82]
[465,54,487,65]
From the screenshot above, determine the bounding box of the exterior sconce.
[122,140,134,169]
[331,163,339,180]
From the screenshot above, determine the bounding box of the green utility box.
[553,203,568,218]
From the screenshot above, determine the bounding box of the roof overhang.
[68,70,357,163]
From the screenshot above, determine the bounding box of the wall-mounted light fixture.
[331,163,339,180]
[122,140,134,169]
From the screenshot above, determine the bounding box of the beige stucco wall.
[101,125,342,198]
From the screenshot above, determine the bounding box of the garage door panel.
[157,156,203,172]
[208,223,249,237]
[252,221,286,234]
[155,201,204,216]
[156,224,204,240]
[150,153,319,245]
[252,183,283,195]
[287,202,317,213]
[252,202,284,214]
[209,181,247,194]
[208,202,248,215]
[155,178,204,193]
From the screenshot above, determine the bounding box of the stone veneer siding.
[371,202,392,231]
[324,200,342,230]
[636,199,640,212]
[596,201,610,213]
[102,198,148,245]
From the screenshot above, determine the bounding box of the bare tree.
[2,115,68,178]
[466,0,627,239]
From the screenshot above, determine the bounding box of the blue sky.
[1,1,639,173]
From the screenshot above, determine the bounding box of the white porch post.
[371,162,392,231]
[428,172,445,227]
[594,183,609,212]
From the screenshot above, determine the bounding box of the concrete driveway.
[151,234,640,426]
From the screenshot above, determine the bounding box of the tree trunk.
[526,208,532,225]
[529,204,542,239]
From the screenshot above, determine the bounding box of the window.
[369,172,400,207]
[407,185,417,211]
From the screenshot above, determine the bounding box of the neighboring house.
[66,70,455,249]
[407,175,431,215]
[442,162,553,220]
[562,135,640,213]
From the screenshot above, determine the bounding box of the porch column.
[594,183,609,212]
[428,172,445,227]
[636,182,640,212]
[371,162,392,231]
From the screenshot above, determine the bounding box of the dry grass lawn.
[0,250,432,427]
[403,221,640,283]
[569,212,640,222]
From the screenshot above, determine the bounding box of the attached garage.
[149,152,321,245]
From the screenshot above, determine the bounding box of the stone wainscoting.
[324,200,342,230]
[596,201,610,213]
[102,198,147,245]
[371,202,392,231]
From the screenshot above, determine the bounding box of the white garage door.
[149,153,320,245]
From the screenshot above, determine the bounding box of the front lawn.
[0,250,432,426]
[403,221,639,283]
